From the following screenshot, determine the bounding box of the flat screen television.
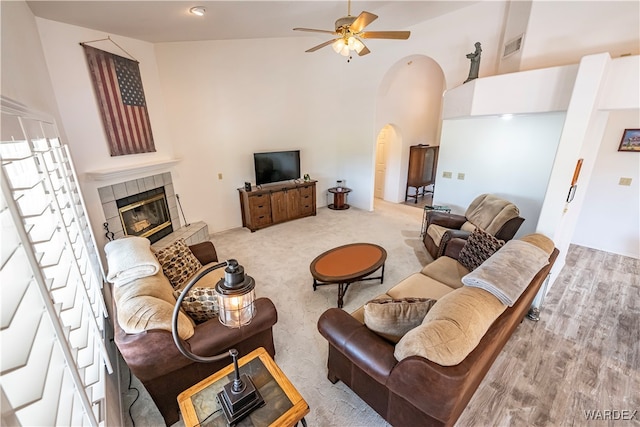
[254,150,301,186]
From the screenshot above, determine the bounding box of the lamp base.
[216,374,264,425]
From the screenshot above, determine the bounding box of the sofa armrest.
[115,297,277,382]
[426,211,467,230]
[189,241,218,265]
[317,308,397,384]
[443,237,467,259]
[189,298,278,356]
[494,216,525,241]
[437,229,471,258]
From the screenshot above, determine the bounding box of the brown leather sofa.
[318,236,558,427]
[111,241,278,425]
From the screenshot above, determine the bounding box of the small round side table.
[327,187,352,210]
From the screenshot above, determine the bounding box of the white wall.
[572,110,640,258]
[1,2,61,123]
[435,112,566,237]
[496,0,532,74]
[521,1,639,71]
[34,18,179,249]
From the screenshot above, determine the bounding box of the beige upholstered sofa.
[105,237,278,425]
[318,232,558,427]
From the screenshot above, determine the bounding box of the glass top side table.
[178,347,309,427]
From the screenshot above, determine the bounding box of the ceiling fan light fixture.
[189,6,206,16]
[350,37,365,53]
[332,39,346,54]
[340,45,350,56]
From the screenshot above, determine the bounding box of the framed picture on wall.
[618,129,640,152]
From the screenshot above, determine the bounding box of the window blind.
[1,97,112,426]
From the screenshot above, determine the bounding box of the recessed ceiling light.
[189,6,206,17]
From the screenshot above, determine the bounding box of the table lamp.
[171,259,263,425]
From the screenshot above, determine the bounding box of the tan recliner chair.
[423,194,525,259]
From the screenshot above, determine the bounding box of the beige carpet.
[119,200,639,427]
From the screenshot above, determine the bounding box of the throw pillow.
[364,297,437,343]
[154,238,203,289]
[458,228,504,272]
[173,267,226,323]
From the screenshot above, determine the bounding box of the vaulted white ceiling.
[26,1,477,43]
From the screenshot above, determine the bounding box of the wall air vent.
[503,34,524,58]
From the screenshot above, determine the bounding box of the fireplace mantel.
[85,159,181,181]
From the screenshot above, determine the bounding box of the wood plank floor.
[457,244,640,426]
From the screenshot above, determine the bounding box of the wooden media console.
[238,180,316,231]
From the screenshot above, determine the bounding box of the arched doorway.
[374,124,398,200]
[373,55,446,205]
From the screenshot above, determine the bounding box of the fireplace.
[98,172,206,250]
[117,187,173,243]
[98,172,182,244]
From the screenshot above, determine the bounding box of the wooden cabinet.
[239,181,316,231]
[406,145,439,203]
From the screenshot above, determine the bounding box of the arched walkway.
[373,55,446,206]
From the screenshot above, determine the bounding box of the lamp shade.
[350,37,365,54]
[215,260,256,327]
[332,39,346,54]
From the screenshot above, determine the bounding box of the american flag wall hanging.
[82,44,156,156]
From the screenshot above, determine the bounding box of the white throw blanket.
[105,236,160,287]
[462,240,549,306]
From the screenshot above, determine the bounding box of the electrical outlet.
[443,171,452,178]
[218,173,223,180]
[457,173,465,180]
[619,177,632,186]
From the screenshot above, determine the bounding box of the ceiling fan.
[293,0,410,58]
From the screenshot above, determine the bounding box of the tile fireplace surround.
[97,172,208,249]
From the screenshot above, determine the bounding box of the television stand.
[238,180,317,231]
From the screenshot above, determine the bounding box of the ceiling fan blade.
[358,45,371,56]
[305,39,337,53]
[350,11,378,33]
[361,31,411,40]
[293,27,337,35]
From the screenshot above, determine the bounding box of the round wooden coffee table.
[310,243,387,308]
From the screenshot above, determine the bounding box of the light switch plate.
[457,173,465,180]
[619,177,632,186]
[443,171,452,178]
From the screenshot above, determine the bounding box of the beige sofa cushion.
[394,286,506,366]
[364,298,437,343]
[114,271,195,340]
[386,273,456,300]
[420,256,468,290]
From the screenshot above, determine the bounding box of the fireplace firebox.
[117,187,173,243]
